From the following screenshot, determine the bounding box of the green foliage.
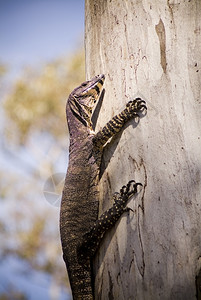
[4,50,85,144]
[0,170,69,292]
[0,289,28,300]
[0,63,7,77]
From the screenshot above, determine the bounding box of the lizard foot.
[125,98,147,117]
[77,180,142,263]
[120,180,142,199]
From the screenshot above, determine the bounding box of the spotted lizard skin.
[60,74,147,299]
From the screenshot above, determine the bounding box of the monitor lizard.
[60,74,147,299]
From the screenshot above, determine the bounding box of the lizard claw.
[126,98,147,116]
[123,207,134,213]
[120,180,142,198]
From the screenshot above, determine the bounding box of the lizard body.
[60,74,147,299]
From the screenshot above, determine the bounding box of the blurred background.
[0,0,85,299]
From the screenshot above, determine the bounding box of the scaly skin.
[60,74,147,299]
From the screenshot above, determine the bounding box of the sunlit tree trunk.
[85,1,201,299]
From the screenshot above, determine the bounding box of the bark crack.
[137,206,145,277]
[108,270,114,300]
[140,158,147,213]
[196,268,201,300]
[136,159,147,277]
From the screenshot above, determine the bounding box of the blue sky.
[0,0,84,70]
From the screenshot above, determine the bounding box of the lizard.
[60,74,147,300]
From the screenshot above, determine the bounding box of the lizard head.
[68,74,105,128]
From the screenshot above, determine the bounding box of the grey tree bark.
[85,1,201,299]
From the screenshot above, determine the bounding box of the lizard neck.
[66,101,91,147]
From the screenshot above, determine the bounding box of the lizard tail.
[63,253,94,300]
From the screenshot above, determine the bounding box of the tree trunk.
[85,1,201,299]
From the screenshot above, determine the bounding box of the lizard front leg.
[93,98,146,147]
[77,180,142,264]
